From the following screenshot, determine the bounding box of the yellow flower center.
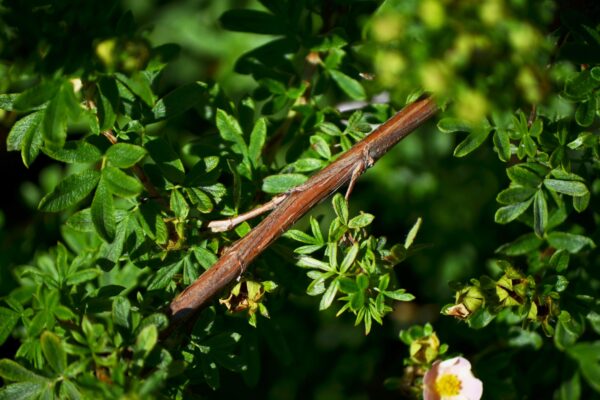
[435,373,462,397]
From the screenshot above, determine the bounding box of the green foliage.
[286,195,420,334]
[1,0,600,399]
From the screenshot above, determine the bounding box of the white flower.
[423,356,483,400]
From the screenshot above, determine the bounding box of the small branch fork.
[207,194,287,233]
[167,97,439,330]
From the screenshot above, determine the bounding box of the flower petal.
[423,360,442,400]
[423,357,483,400]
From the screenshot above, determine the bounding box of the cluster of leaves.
[285,194,421,334]
[2,0,600,398]
[405,3,600,396]
[0,0,423,397]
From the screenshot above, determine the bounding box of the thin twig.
[207,194,287,232]
[167,96,438,330]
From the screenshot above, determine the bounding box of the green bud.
[409,332,440,364]
[444,285,484,320]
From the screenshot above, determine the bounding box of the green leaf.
[65,269,100,286]
[248,118,266,167]
[404,217,422,248]
[0,359,45,382]
[310,216,324,243]
[6,110,44,167]
[495,233,543,255]
[310,135,331,159]
[192,246,218,270]
[454,128,492,157]
[557,372,581,400]
[575,96,597,127]
[65,208,94,232]
[573,191,590,213]
[96,215,128,265]
[216,109,248,155]
[117,72,154,106]
[466,308,496,329]
[294,244,324,254]
[43,81,79,148]
[112,296,131,329]
[185,188,213,213]
[547,232,595,253]
[134,325,158,359]
[383,289,415,302]
[310,30,348,52]
[567,342,600,392]
[60,380,82,400]
[297,257,331,271]
[550,169,585,182]
[0,94,17,110]
[356,274,369,291]
[220,9,286,35]
[332,193,349,224]
[293,158,325,172]
[550,249,570,272]
[102,167,143,197]
[437,118,472,133]
[338,277,358,294]
[170,189,189,220]
[106,143,147,168]
[13,80,60,111]
[496,186,536,204]
[319,280,339,310]
[494,198,533,224]
[283,229,318,245]
[0,308,19,346]
[565,70,598,99]
[40,331,66,373]
[183,255,199,285]
[507,165,543,188]
[533,190,548,237]
[262,173,307,194]
[329,70,366,100]
[151,81,207,122]
[348,213,375,229]
[137,202,168,244]
[0,382,47,400]
[91,179,116,242]
[340,243,359,273]
[529,118,543,137]
[97,77,119,131]
[493,130,511,162]
[146,138,186,184]
[319,122,343,136]
[39,169,100,212]
[521,135,537,158]
[543,179,588,197]
[148,260,182,290]
[44,140,103,164]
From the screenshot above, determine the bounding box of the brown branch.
[167,96,439,328]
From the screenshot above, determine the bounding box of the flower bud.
[444,285,484,319]
[410,333,440,364]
